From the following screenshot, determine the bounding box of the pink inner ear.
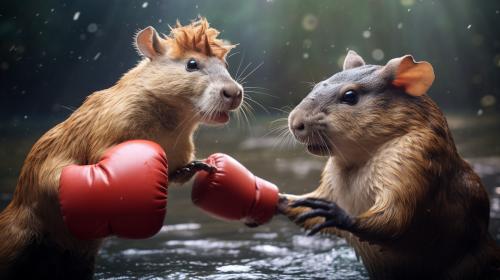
[392,58,435,97]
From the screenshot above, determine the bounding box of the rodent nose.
[220,86,243,110]
[291,119,308,139]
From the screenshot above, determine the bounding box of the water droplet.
[302,14,318,31]
[372,49,384,61]
[87,23,98,33]
[73,11,80,21]
[480,95,496,107]
[141,2,148,8]
[400,0,415,6]
[302,39,312,49]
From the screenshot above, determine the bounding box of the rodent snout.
[289,110,310,142]
[220,84,243,110]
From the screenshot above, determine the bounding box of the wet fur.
[282,54,500,279]
[0,19,239,279]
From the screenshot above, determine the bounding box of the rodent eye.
[186,58,199,72]
[340,90,359,105]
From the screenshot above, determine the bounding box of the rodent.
[0,18,242,279]
[279,50,500,279]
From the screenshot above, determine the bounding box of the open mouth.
[203,111,230,124]
[306,143,331,156]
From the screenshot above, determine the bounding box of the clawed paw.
[290,198,353,236]
[171,161,216,183]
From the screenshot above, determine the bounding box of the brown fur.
[280,51,500,279]
[0,18,240,279]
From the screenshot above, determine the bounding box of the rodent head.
[289,50,435,161]
[134,18,243,125]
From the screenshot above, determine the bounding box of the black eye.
[186,58,199,71]
[340,90,359,105]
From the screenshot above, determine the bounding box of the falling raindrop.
[400,0,415,6]
[477,109,483,116]
[73,11,80,21]
[303,53,309,59]
[480,95,496,107]
[142,2,148,8]
[362,30,371,38]
[93,52,101,61]
[372,49,384,61]
[397,22,404,29]
[302,14,319,31]
[87,23,98,33]
[302,39,312,49]
[467,24,472,30]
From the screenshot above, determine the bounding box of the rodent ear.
[384,55,435,97]
[343,50,366,71]
[135,26,167,60]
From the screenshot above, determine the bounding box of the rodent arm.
[291,190,416,245]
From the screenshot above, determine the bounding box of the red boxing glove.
[192,153,279,225]
[59,140,168,240]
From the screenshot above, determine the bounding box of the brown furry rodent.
[279,50,500,279]
[0,18,242,279]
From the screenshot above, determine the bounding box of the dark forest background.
[1,0,499,120]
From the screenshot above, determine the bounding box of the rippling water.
[0,114,499,279]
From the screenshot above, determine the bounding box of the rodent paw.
[291,198,354,236]
[170,161,216,183]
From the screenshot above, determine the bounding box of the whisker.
[239,62,264,83]
[244,96,269,113]
[234,53,245,80]
[237,62,252,82]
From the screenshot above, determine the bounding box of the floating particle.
[87,23,98,33]
[477,109,483,116]
[23,115,28,120]
[93,52,101,61]
[141,2,148,8]
[303,52,309,59]
[397,22,404,29]
[362,30,371,38]
[285,41,290,46]
[467,24,472,30]
[480,95,496,107]
[372,49,384,61]
[302,14,318,31]
[400,0,415,6]
[302,39,312,49]
[73,11,80,21]
[494,55,500,67]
